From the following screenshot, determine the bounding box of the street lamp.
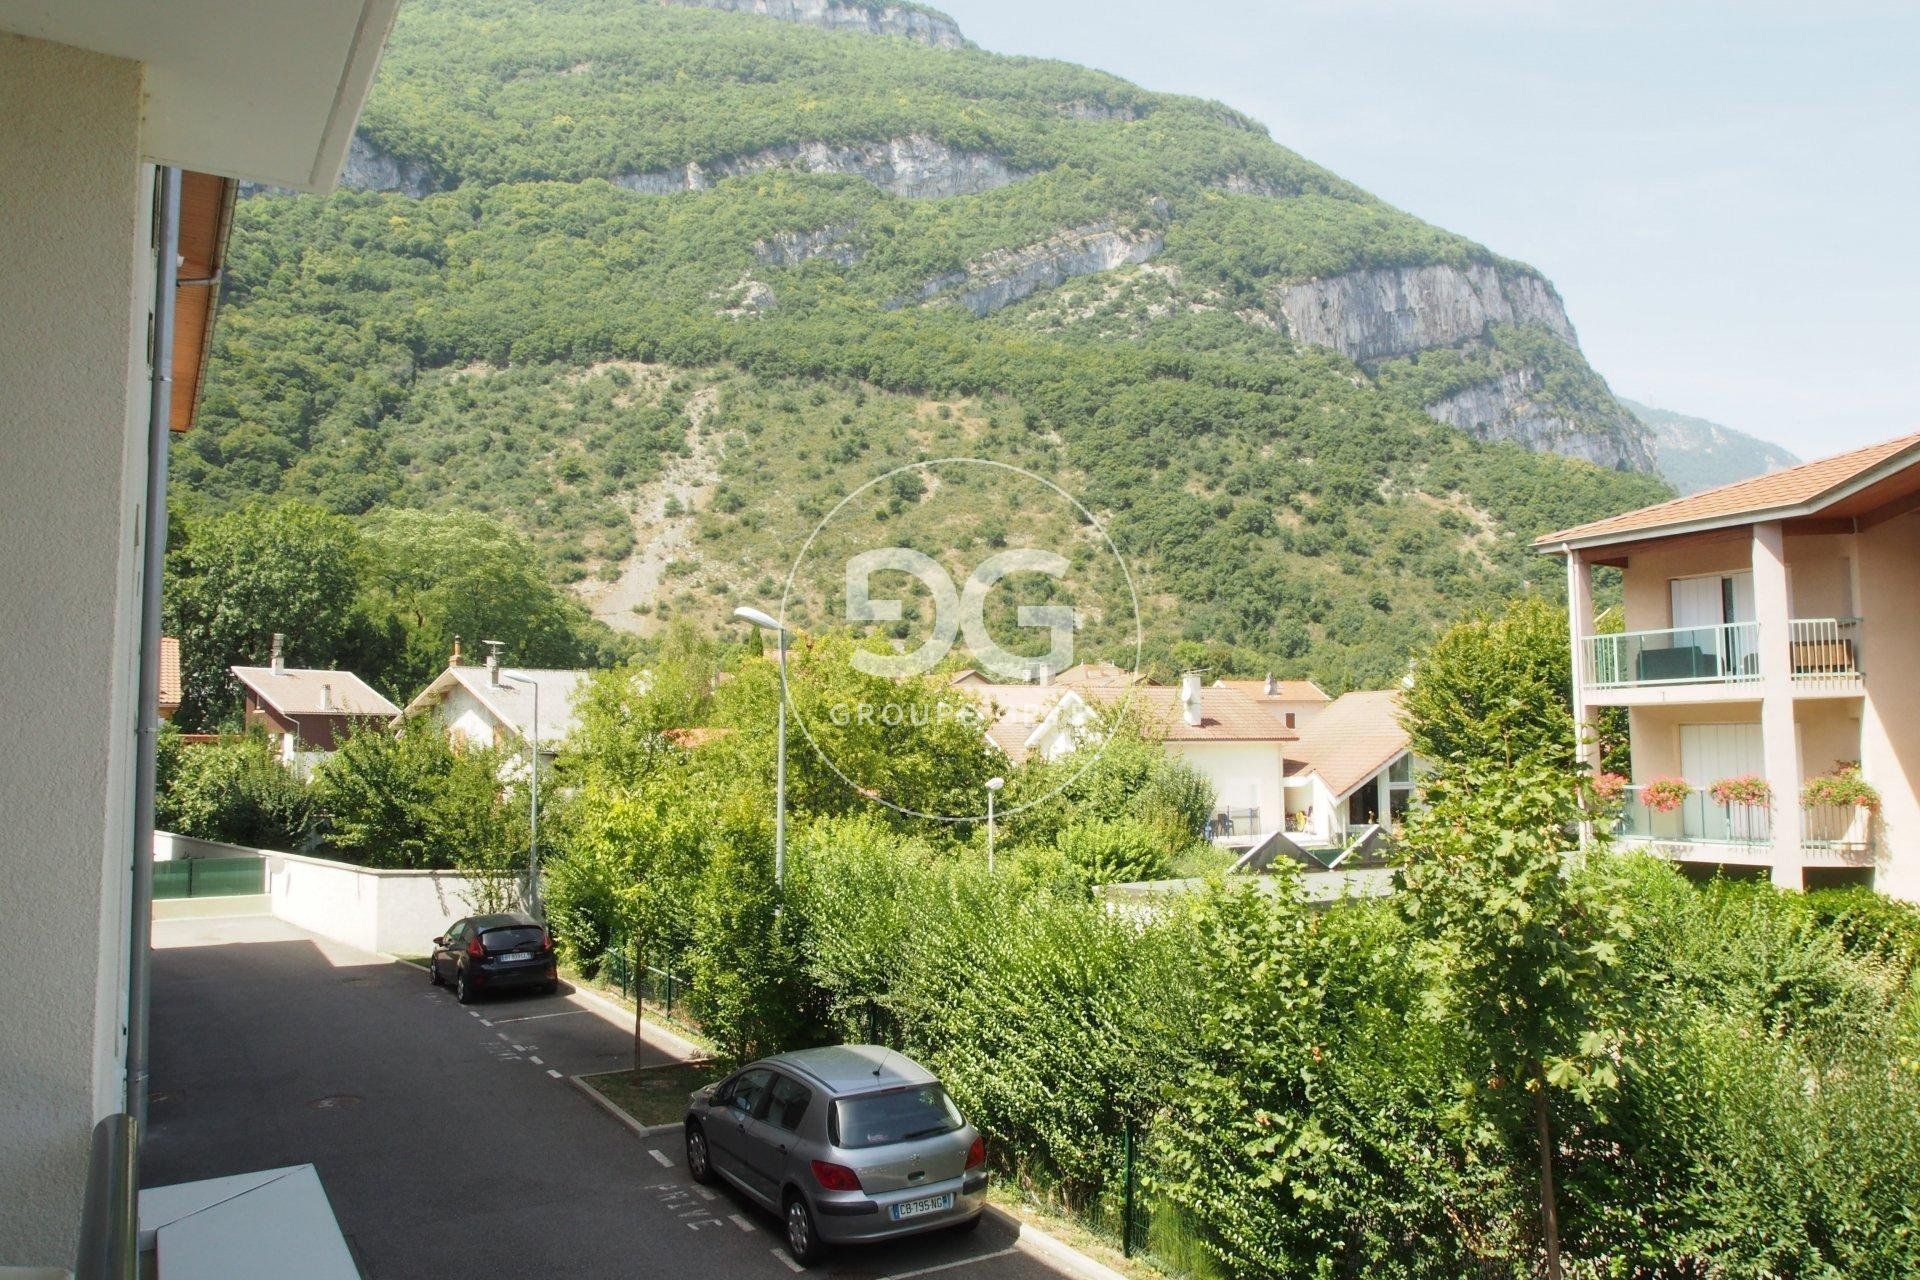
[733,606,788,891]
[490,653,542,917]
[985,776,1005,874]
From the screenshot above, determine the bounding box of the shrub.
[155,729,315,849]
[1054,817,1174,886]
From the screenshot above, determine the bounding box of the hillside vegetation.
[1624,397,1801,495]
[179,0,1670,687]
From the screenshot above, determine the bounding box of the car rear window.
[832,1085,962,1150]
[481,926,544,952]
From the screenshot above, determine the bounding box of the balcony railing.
[1613,787,1771,846]
[1209,807,1263,842]
[1586,617,1862,690]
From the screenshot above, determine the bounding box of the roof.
[403,665,594,747]
[1536,430,1920,551]
[1121,686,1297,744]
[766,1045,937,1094]
[1213,678,1331,704]
[1053,661,1155,689]
[158,637,183,710]
[1286,690,1409,799]
[230,666,400,719]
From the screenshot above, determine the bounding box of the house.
[0,0,400,1264]
[402,647,593,760]
[1537,430,1920,900]
[970,673,1296,848]
[1213,674,1333,732]
[1281,691,1416,847]
[158,637,183,721]
[230,636,401,762]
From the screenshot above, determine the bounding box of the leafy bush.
[310,720,524,871]
[155,729,315,849]
[1053,816,1174,886]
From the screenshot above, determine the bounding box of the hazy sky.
[937,0,1919,459]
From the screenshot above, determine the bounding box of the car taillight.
[810,1160,863,1193]
[965,1135,986,1170]
[467,935,484,959]
[540,930,553,952]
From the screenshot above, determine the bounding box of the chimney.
[484,639,504,689]
[270,633,285,676]
[1039,664,1052,686]
[321,683,334,712]
[1180,671,1203,727]
[450,635,462,668]
[1264,672,1276,697]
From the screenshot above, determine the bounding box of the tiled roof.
[1053,661,1156,689]
[158,637,183,710]
[1213,678,1330,704]
[1123,686,1297,743]
[230,666,400,719]
[449,667,593,746]
[1286,690,1408,799]
[1536,430,1920,548]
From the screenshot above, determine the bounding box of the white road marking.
[693,1187,717,1202]
[772,1248,803,1272]
[496,1032,510,1041]
[648,1148,672,1167]
[880,1246,1020,1280]
[488,1009,588,1024]
[546,1069,563,1079]
[512,1044,527,1052]
[529,1056,543,1065]
[467,1011,480,1018]
[479,1019,493,1027]
[729,1213,753,1233]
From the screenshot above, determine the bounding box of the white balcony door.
[1680,723,1764,786]
[1671,573,1756,676]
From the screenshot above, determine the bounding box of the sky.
[937,0,1920,459]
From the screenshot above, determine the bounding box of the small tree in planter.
[1708,775,1772,841]
[1641,777,1692,814]
[1802,764,1880,845]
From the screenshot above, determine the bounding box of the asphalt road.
[143,914,1089,1280]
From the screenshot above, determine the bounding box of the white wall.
[263,850,497,956]
[437,683,505,750]
[1170,741,1286,834]
[0,34,150,1267]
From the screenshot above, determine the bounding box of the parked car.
[684,1045,987,1264]
[428,912,557,1003]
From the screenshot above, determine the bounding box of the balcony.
[1585,618,1861,693]
[1611,789,1875,863]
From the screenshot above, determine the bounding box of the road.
[143,914,1095,1280]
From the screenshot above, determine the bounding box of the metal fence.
[600,946,687,1019]
[152,855,265,899]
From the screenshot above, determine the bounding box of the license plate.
[890,1193,953,1221]
[498,951,531,962]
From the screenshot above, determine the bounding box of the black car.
[429,912,558,1003]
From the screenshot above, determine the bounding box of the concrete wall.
[0,34,150,1266]
[1169,741,1286,834]
[1855,509,1920,900]
[262,849,496,956]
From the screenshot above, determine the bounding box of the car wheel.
[428,959,443,987]
[685,1123,714,1185]
[455,967,475,1005]
[784,1192,824,1266]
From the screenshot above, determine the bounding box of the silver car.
[684,1044,988,1263]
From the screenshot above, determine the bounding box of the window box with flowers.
[1708,775,1772,842]
[1640,777,1692,814]
[1801,765,1879,847]
[1591,771,1629,807]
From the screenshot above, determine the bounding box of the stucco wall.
[1168,741,1286,834]
[0,34,148,1266]
[263,850,492,955]
[1855,510,1920,900]
[1619,532,1859,632]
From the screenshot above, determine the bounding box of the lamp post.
[495,662,542,916]
[985,776,1005,874]
[733,606,788,890]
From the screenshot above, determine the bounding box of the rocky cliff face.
[617,135,1019,199]
[1427,370,1651,471]
[340,134,436,198]
[908,218,1164,317]
[752,224,863,268]
[661,0,966,48]
[1277,263,1575,365]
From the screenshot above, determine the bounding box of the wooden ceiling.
[170,170,234,432]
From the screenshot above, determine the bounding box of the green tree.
[155,727,315,849]
[310,719,524,872]
[1401,595,1580,776]
[1395,755,1632,1279]
[163,502,373,728]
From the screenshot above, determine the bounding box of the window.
[478,925,544,953]
[1388,755,1412,784]
[1284,712,1296,729]
[764,1074,812,1132]
[831,1085,962,1150]
[729,1068,774,1118]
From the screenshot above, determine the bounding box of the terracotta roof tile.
[1536,431,1920,548]
[1286,690,1409,798]
[158,637,182,710]
[1121,686,1297,743]
[1213,678,1330,704]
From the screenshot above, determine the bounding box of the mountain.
[180,0,1671,688]
[1622,398,1800,496]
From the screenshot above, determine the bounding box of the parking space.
[143,914,1094,1280]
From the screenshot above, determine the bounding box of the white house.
[1281,691,1416,847]
[401,649,594,761]
[0,0,400,1266]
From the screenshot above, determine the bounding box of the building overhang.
[0,0,402,190]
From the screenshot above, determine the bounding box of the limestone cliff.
[1277,263,1574,365]
[660,0,966,48]
[908,218,1165,317]
[1425,370,1649,471]
[617,136,1019,199]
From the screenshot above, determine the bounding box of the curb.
[567,1074,685,1141]
[987,1206,1130,1280]
[564,980,708,1061]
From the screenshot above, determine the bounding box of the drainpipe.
[126,167,181,1137]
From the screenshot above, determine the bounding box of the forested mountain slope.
[180,0,1670,687]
